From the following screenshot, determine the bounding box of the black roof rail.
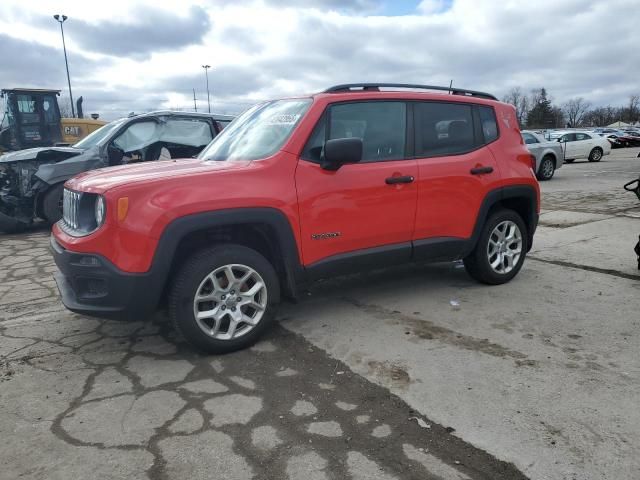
[323,83,497,101]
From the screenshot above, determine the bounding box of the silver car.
[521,130,564,181]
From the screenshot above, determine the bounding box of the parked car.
[0,111,234,232]
[604,131,640,148]
[51,83,540,353]
[592,128,620,136]
[521,130,564,180]
[555,131,611,163]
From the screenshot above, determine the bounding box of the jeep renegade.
[51,83,540,354]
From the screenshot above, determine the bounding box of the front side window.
[416,102,475,157]
[200,99,311,161]
[16,95,35,113]
[73,119,125,149]
[302,101,407,163]
[113,121,159,152]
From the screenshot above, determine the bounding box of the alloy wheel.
[192,264,267,340]
[487,220,523,274]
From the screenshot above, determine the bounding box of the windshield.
[73,119,125,149]
[199,99,311,161]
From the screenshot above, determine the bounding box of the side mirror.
[321,137,363,171]
[107,144,125,166]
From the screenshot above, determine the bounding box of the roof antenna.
[448,80,453,94]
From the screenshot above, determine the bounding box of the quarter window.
[479,106,499,143]
[415,102,475,157]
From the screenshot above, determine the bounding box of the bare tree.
[628,94,639,123]
[562,97,591,127]
[502,87,529,127]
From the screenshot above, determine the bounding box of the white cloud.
[0,0,638,120]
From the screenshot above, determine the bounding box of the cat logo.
[64,126,82,136]
[311,232,341,240]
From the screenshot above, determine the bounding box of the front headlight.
[61,188,106,236]
[95,195,106,226]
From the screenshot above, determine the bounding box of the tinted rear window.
[415,102,475,157]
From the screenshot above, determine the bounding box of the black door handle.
[470,166,494,175]
[385,175,414,185]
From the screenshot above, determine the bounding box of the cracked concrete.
[0,231,522,479]
[1,148,638,479]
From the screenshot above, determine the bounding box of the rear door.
[574,132,592,157]
[412,101,500,259]
[295,101,418,273]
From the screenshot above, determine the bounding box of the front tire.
[536,155,555,181]
[42,183,64,224]
[464,210,528,285]
[588,147,603,162]
[169,244,280,354]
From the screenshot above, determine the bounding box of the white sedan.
[556,131,611,163]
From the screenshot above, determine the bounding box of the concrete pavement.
[1,148,639,479]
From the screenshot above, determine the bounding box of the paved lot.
[1,148,639,479]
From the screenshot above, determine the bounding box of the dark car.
[604,130,640,148]
[0,111,234,232]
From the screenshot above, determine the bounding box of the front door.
[295,101,417,275]
[560,133,578,159]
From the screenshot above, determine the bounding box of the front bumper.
[50,234,159,320]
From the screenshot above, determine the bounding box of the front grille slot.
[62,188,81,230]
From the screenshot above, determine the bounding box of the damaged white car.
[0,111,233,232]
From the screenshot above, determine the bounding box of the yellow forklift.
[0,88,105,153]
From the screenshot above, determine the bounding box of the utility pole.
[202,65,211,113]
[53,14,75,118]
[193,88,197,112]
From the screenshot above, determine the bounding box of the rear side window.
[522,132,538,144]
[479,106,499,143]
[302,101,407,163]
[415,102,475,157]
[575,132,590,141]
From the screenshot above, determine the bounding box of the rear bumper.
[50,234,160,320]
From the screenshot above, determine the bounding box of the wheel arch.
[541,150,557,166]
[466,185,539,255]
[150,208,305,307]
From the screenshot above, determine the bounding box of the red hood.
[66,159,250,194]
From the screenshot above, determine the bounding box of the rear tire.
[536,155,555,181]
[42,183,64,224]
[464,209,528,285]
[169,244,280,354]
[588,147,603,162]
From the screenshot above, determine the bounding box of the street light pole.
[202,65,211,113]
[53,14,75,118]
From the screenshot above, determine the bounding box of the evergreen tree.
[526,88,556,128]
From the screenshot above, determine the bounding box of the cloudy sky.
[1,0,638,120]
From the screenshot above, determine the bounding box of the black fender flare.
[149,208,305,300]
[464,185,539,255]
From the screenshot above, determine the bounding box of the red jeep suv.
[51,83,539,353]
